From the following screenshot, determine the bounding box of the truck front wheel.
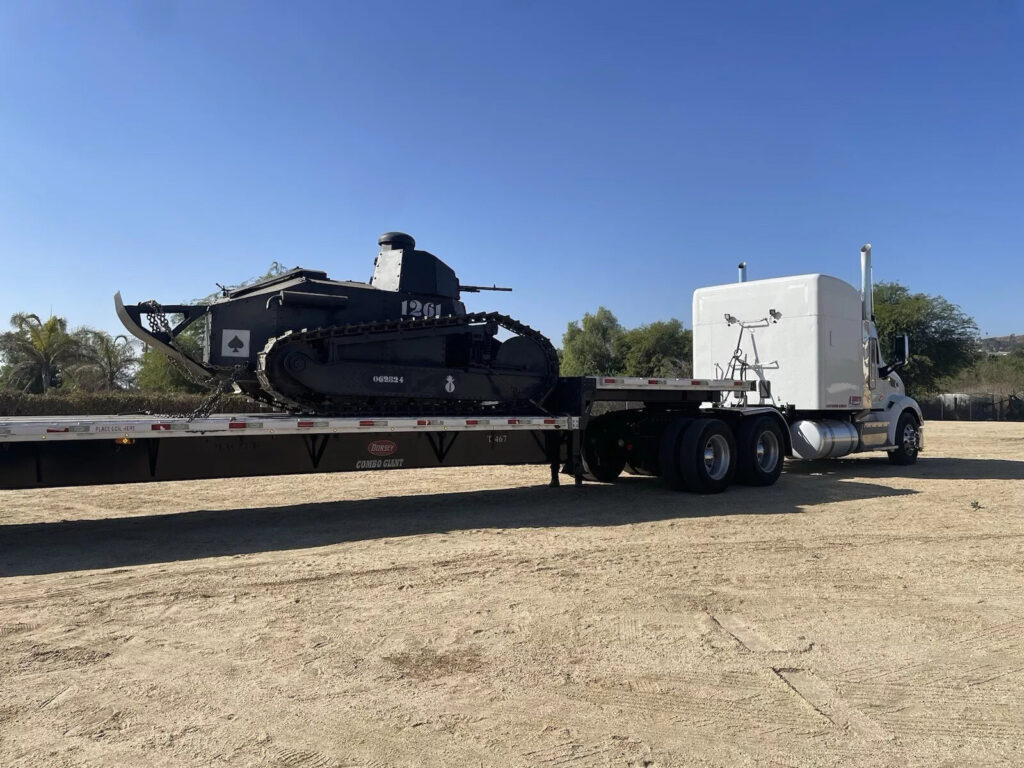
[888,411,921,466]
[736,415,785,486]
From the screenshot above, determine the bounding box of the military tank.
[115,232,559,415]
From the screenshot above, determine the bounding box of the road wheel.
[888,411,920,465]
[581,416,627,482]
[736,415,785,486]
[679,418,736,494]
[657,416,692,490]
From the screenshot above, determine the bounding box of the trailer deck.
[0,378,757,490]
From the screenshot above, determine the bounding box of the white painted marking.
[221,329,251,357]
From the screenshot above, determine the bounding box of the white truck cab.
[692,244,922,464]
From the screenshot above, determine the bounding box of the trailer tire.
[887,410,920,466]
[736,415,785,486]
[679,418,736,494]
[581,416,627,483]
[657,416,693,491]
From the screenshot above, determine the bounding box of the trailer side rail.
[593,377,753,391]
[0,414,575,444]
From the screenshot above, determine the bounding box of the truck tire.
[581,415,627,483]
[736,415,785,486]
[888,410,921,466]
[657,416,693,491]
[679,418,736,494]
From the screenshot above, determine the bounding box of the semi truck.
[0,242,921,492]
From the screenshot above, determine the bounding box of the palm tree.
[0,313,86,393]
[71,330,139,391]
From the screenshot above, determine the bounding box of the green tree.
[0,313,86,393]
[135,322,207,393]
[560,307,624,376]
[560,310,694,378]
[69,330,140,391]
[617,319,692,378]
[873,282,979,396]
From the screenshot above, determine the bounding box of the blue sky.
[1,0,1021,343]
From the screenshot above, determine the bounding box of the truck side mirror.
[880,333,910,379]
[892,334,910,368]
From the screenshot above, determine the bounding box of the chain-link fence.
[919,393,1024,421]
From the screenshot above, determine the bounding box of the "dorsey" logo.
[367,439,398,457]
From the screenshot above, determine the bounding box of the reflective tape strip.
[0,414,572,443]
[594,377,755,391]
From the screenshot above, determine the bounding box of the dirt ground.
[1,421,1023,767]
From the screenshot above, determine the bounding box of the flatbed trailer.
[0,377,762,491]
[1,241,928,493]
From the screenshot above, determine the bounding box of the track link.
[254,312,559,416]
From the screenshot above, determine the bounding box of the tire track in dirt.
[772,668,887,740]
[564,680,817,731]
[273,746,353,768]
[37,685,75,711]
[711,613,775,652]
[24,645,111,672]
[705,611,889,742]
[522,735,658,768]
[0,622,38,638]
[522,740,614,767]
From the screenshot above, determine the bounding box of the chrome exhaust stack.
[860,244,873,322]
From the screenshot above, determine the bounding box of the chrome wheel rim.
[755,430,780,473]
[902,423,919,454]
[703,434,731,481]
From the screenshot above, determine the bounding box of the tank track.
[254,312,559,416]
